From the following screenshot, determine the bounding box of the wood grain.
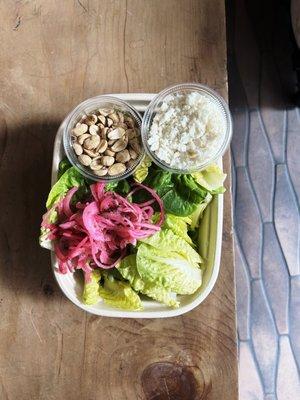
[0,1,237,399]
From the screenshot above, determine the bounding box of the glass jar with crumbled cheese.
[141,83,232,173]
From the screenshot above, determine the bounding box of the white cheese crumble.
[148,91,226,169]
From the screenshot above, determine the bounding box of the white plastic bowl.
[51,93,223,318]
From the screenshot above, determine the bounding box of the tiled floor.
[227,0,300,398]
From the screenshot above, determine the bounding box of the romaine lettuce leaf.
[137,229,202,295]
[161,189,197,216]
[192,164,226,193]
[117,255,145,291]
[105,179,131,195]
[57,158,72,179]
[133,156,152,183]
[161,214,194,245]
[98,273,142,311]
[140,229,201,264]
[46,167,86,209]
[137,243,202,295]
[145,168,208,217]
[118,255,179,308]
[82,269,102,305]
[174,175,207,204]
[142,285,179,308]
[145,169,174,197]
[189,193,213,230]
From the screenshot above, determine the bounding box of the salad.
[40,157,226,310]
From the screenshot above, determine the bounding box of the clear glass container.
[141,83,232,173]
[63,95,144,182]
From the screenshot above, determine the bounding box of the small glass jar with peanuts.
[63,95,144,181]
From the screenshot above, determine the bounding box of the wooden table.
[0,1,237,399]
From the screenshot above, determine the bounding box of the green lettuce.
[98,273,142,311]
[153,213,193,245]
[137,229,202,295]
[145,169,207,217]
[133,156,152,183]
[189,193,213,230]
[105,179,131,195]
[192,164,226,194]
[144,164,225,217]
[82,270,102,305]
[46,167,86,209]
[57,158,72,179]
[140,229,201,265]
[118,255,179,308]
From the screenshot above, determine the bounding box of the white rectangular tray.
[51,93,223,318]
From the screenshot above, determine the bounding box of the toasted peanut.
[98,115,106,126]
[99,108,114,117]
[84,114,98,126]
[83,135,100,150]
[94,167,108,176]
[126,129,137,140]
[116,149,130,163]
[73,143,83,155]
[129,148,138,160]
[117,111,124,123]
[84,149,98,157]
[129,138,141,153]
[90,158,103,170]
[124,116,135,128]
[78,133,90,145]
[97,123,105,130]
[96,139,108,153]
[116,122,128,130]
[109,112,119,123]
[101,127,109,139]
[106,117,113,127]
[104,149,115,157]
[78,154,92,166]
[89,124,100,135]
[107,128,125,140]
[108,163,126,176]
[111,138,128,152]
[101,156,115,166]
[72,123,88,136]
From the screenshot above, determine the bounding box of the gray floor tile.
[251,280,278,394]
[231,103,249,168]
[277,336,300,400]
[262,223,290,334]
[274,165,300,276]
[290,277,300,370]
[248,111,274,222]
[228,0,300,396]
[287,108,300,203]
[239,341,264,400]
[235,239,251,340]
[264,395,276,400]
[235,167,262,279]
[260,54,287,163]
[228,54,249,168]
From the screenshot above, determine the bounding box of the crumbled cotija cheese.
[148,91,226,169]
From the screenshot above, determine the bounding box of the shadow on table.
[0,121,61,300]
[226,0,298,110]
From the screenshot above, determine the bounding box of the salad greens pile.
[40,157,226,311]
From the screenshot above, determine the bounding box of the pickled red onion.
[43,182,164,276]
